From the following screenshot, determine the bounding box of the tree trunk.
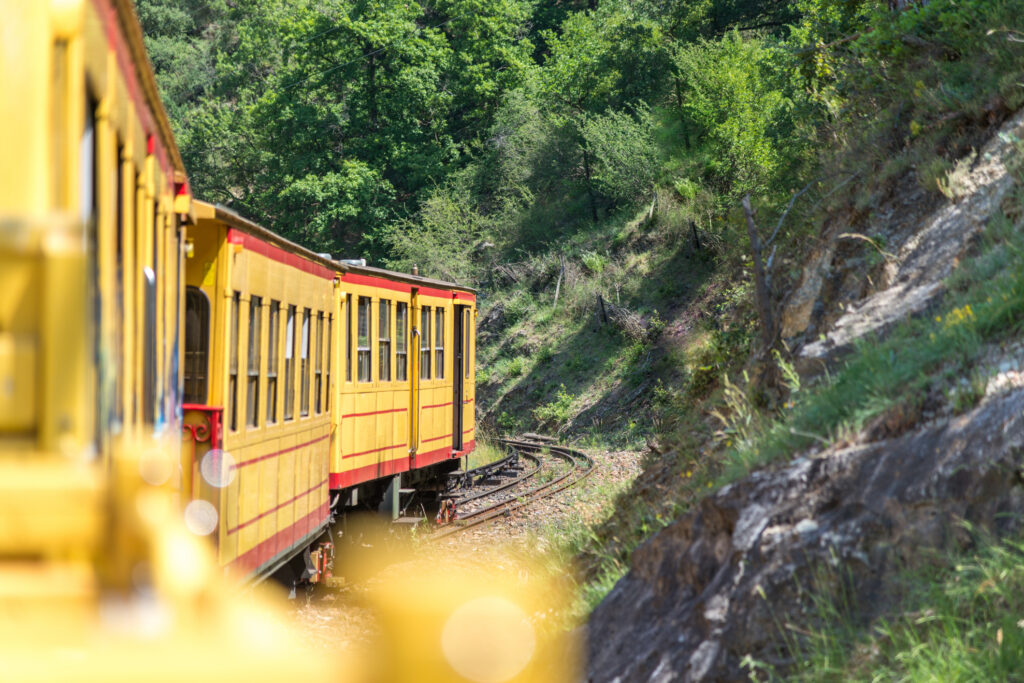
[742,194,775,352]
[553,255,565,310]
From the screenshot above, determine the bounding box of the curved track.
[431,438,595,540]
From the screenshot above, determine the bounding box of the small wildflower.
[935,315,942,322]
[707,482,713,488]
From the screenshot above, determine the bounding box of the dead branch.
[553,254,566,310]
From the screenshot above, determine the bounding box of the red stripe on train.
[229,502,330,576]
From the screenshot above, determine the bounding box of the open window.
[183,287,210,404]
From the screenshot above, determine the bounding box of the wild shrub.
[503,290,536,325]
[533,384,576,427]
[580,104,658,205]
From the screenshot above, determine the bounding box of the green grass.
[463,436,509,470]
[779,528,1024,682]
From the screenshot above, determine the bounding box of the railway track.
[431,438,595,540]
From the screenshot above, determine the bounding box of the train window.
[113,140,125,426]
[285,305,295,421]
[326,314,333,410]
[184,287,210,403]
[464,308,472,379]
[267,301,280,424]
[315,312,324,413]
[346,294,353,382]
[301,308,311,416]
[229,291,241,431]
[396,303,408,381]
[357,297,371,382]
[435,308,445,380]
[142,267,157,425]
[379,300,391,382]
[247,296,262,427]
[420,306,431,380]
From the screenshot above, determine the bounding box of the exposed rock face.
[586,388,1024,682]
[792,109,1024,373]
[779,240,836,339]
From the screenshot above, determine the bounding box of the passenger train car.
[182,201,476,580]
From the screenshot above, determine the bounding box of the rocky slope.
[585,110,1024,682]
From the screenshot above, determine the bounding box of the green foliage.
[381,178,483,283]
[581,105,658,204]
[723,202,1024,480]
[533,384,576,427]
[502,290,535,326]
[672,32,809,198]
[580,251,609,275]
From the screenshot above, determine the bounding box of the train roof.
[113,0,189,188]
[193,200,475,295]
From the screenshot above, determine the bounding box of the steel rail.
[448,452,541,506]
[430,437,594,539]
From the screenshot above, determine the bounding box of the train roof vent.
[317,252,332,260]
[339,258,366,267]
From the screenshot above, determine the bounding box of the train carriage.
[1,0,192,592]
[182,200,476,580]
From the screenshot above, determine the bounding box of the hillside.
[140,0,1024,678]
[588,107,1024,680]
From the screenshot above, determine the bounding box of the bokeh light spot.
[200,449,236,488]
[184,499,218,536]
[441,596,536,683]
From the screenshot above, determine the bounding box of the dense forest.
[136,0,862,271]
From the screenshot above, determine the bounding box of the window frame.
[326,314,333,410]
[345,294,353,383]
[357,296,372,383]
[284,304,296,421]
[314,311,324,414]
[420,306,432,380]
[246,295,262,428]
[396,302,408,382]
[267,300,280,424]
[300,308,311,417]
[379,299,391,382]
[464,307,472,380]
[229,290,240,430]
[434,307,445,380]
[183,286,210,404]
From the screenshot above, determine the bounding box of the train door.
[452,304,467,451]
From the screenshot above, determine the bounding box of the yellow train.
[1,0,476,615]
[183,201,476,581]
